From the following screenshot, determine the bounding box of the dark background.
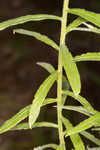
[0,0,100,150]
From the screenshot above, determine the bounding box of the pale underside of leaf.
[29,71,57,128]
[68,8,100,28]
[33,144,58,150]
[0,98,57,134]
[0,14,61,31]
[92,127,100,131]
[62,116,85,150]
[65,112,100,137]
[66,17,86,34]
[37,62,55,73]
[61,45,81,96]
[87,146,100,150]
[14,29,59,51]
[11,121,58,130]
[36,61,69,105]
[62,90,95,113]
[0,105,30,134]
[74,52,100,62]
[80,130,100,146]
[71,27,100,35]
[61,106,93,116]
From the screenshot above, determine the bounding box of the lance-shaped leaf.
[0,98,57,134]
[0,14,61,31]
[74,52,100,62]
[42,98,57,106]
[70,27,100,35]
[87,146,100,150]
[33,144,58,150]
[37,62,69,104]
[68,8,100,28]
[62,90,96,113]
[37,61,69,105]
[66,17,86,34]
[62,116,85,150]
[92,127,100,131]
[29,71,57,128]
[61,106,93,116]
[0,105,30,134]
[37,62,55,73]
[61,45,81,96]
[11,121,58,130]
[80,131,100,146]
[14,29,59,51]
[65,112,100,137]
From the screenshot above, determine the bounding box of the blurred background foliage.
[0,0,100,149]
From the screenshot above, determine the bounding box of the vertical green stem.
[57,0,69,149]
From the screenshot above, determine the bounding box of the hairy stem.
[57,0,69,149]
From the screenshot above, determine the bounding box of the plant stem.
[57,0,69,149]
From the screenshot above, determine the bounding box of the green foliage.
[61,106,93,116]
[0,14,61,31]
[0,98,57,134]
[0,105,30,134]
[62,116,85,150]
[62,90,95,113]
[80,131,100,146]
[68,8,100,27]
[14,29,59,51]
[66,17,86,34]
[33,144,58,150]
[37,62,55,73]
[0,0,100,149]
[11,121,58,131]
[65,112,100,137]
[74,52,100,62]
[29,71,57,128]
[61,45,81,96]
[87,146,100,150]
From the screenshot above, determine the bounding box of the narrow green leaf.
[61,45,81,96]
[14,29,59,51]
[62,90,95,113]
[80,130,100,146]
[42,98,57,106]
[29,71,57,128]
[61,106,93,116]
[33,144,58,150]
[74,52,100,62]
[0,105,30,134]
[65,112,100,137]
[62,116,85,150]
[92,127,100,131]
[87,146,100,150]
[68,8,100,28]
[0,98,57,134]
[37,61,69,105]
[11,121,58,130]
[66,17,86,34]
[37,62,55,73]
[36,62,69,104]
[0,14,61,31]
[70,27,100,35]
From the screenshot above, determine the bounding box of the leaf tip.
[65,134,69,138]
[13,29,16,34]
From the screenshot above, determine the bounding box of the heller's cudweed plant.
[0,0,100,149]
